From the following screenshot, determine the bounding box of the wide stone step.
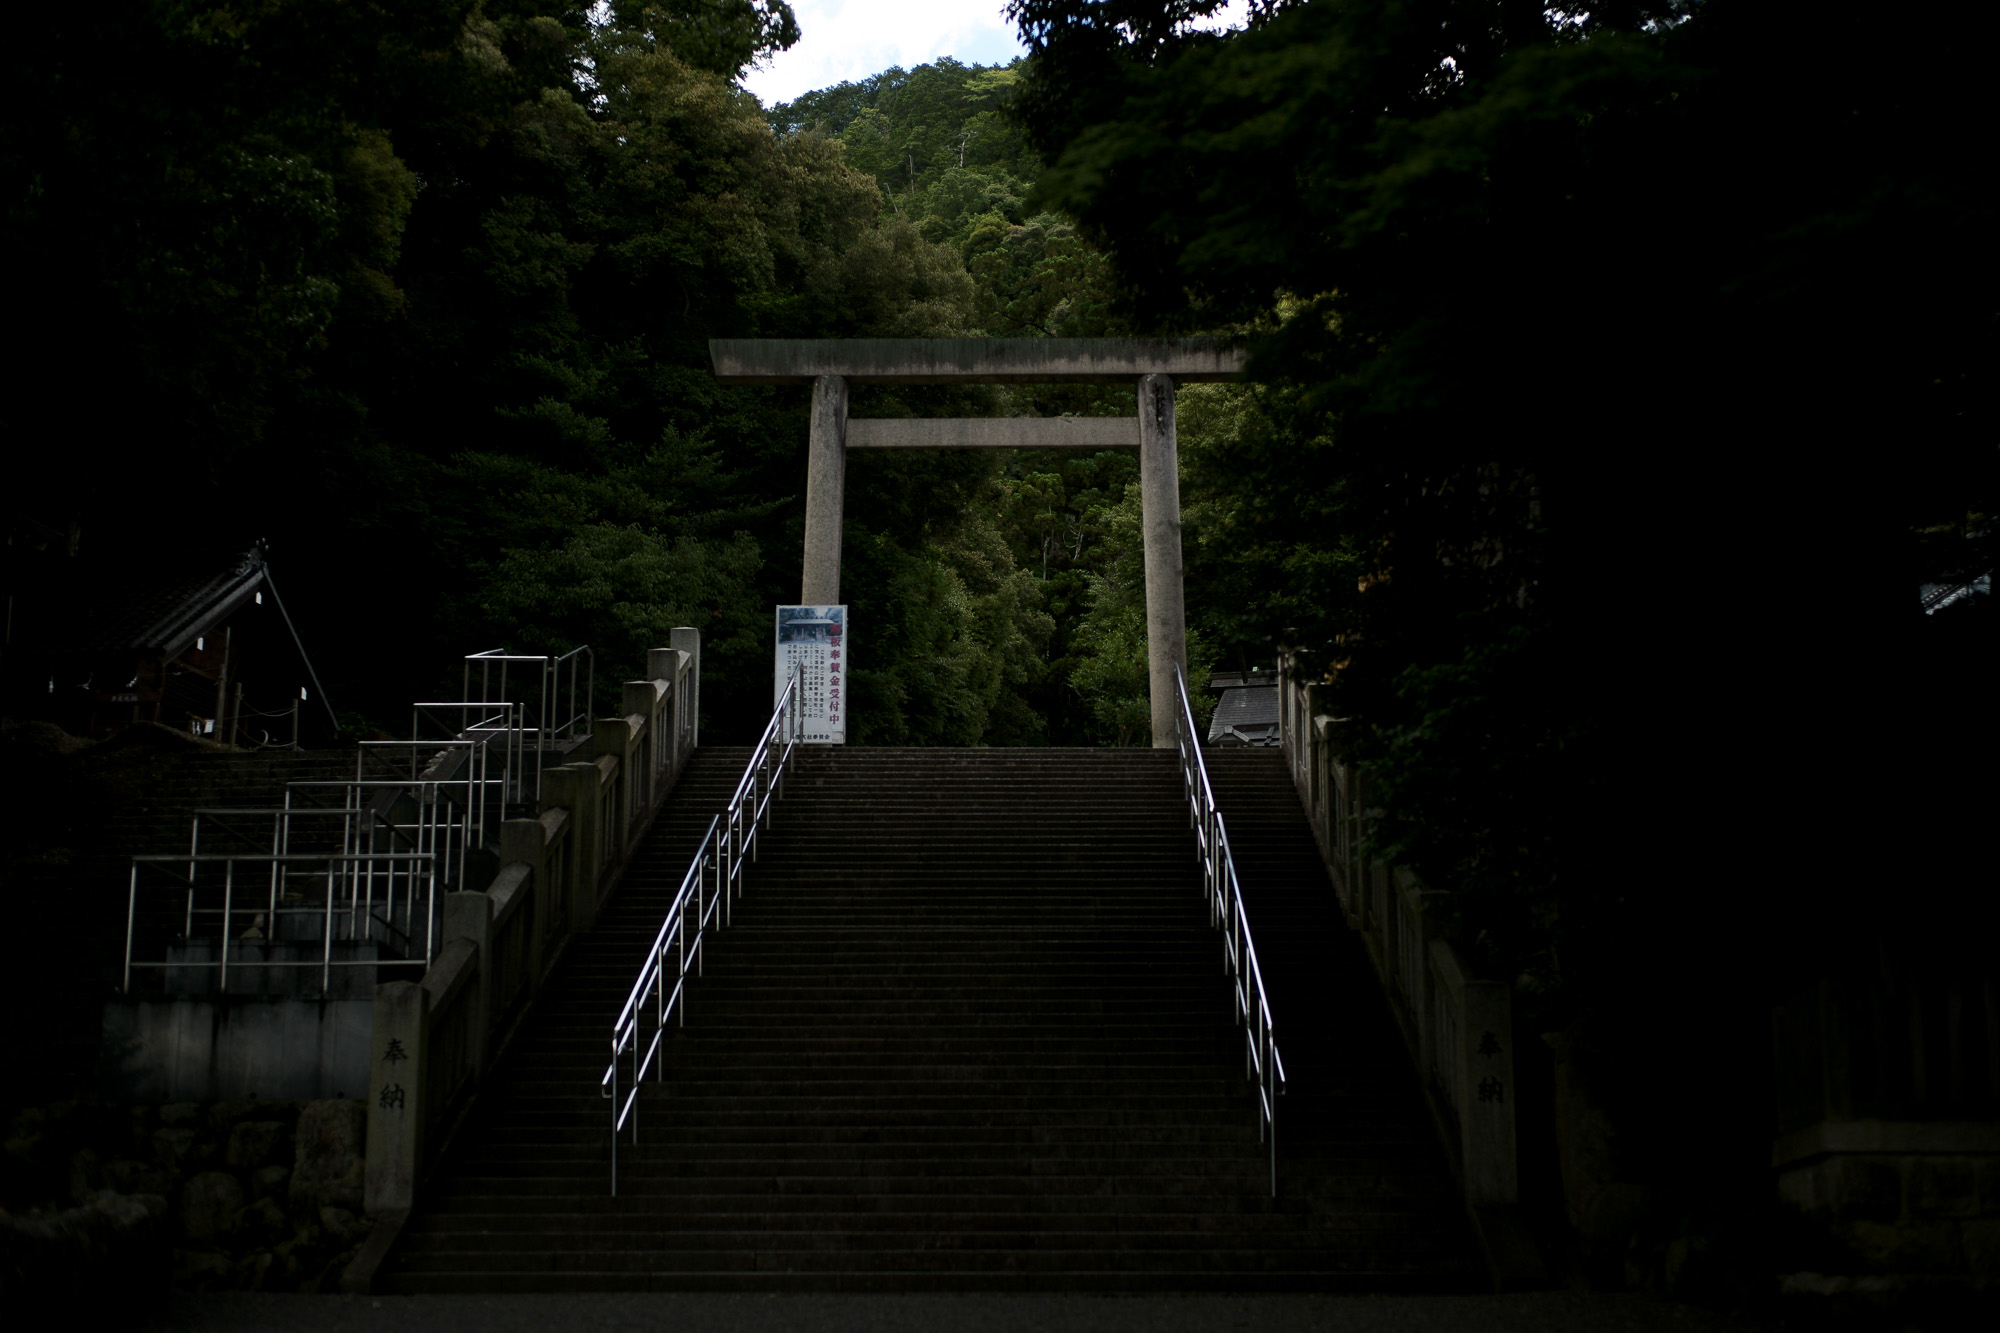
[390,1243,1442,1278]
[444,1140,1401,1168]
[381,1264,1463,1296]
[395,1210,1410,1240]
[422,1178,1299,1210]
[459,1119,1268,1145]
[519,1032,1240,1054]
[458,1100,1266,1128]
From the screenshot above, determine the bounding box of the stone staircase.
[384,747,1474,1292]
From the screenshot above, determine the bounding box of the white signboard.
[775,605,847,744]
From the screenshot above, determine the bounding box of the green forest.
[7,0,1993,992]
[2,4,1265,753]
[8,9,1993,912]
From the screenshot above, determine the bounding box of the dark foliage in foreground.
[4,4,1056,741]
[1008,0,1995,1292]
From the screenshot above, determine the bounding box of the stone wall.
[1769,968,2000,1307]
[1273,659,1540,1291]
[1775,1120,2000,1292]
[2,1094,369,1294]
[101,996,373,1103]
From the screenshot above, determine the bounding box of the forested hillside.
[10,2,1989,956]
[766,58,1277,744]
[4,3,1250,747]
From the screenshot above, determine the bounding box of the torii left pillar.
[1138,373,1187,749]
[801,374,847,605]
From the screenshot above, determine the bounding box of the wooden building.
[36,543,336,745]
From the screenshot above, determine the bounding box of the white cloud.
[743,1,1026,108]
[744,0,1256,108]
[741,0,1254,109]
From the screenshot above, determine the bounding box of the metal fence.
[121,650,593,998]
[412,701,527,809]
[1170,663,1286,1197]
[123,850,437,995]
[602,666,802,1195]
[462,647,594,803]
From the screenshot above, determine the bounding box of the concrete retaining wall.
[101,997,373,1104]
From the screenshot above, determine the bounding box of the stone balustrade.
[1276,654,1542,1289]
[345,638,699,1288]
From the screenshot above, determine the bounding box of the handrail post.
[220,860,235,993]
[123,865,139,994]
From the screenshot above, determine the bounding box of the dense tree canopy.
[1006,0,1996,1290]
[9,0,1985,854]
[1009,0,1996,972]
[5,5,1153,745]
[606,0,801,78]
[768,59,1211,742]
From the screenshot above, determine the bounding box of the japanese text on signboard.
[774,605,847,744]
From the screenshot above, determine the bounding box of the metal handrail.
[285,777,477,903]
[463,647,595,801]
[412,701,526,808]
[123,850,437,994]
[601,666,803,1194]
[122,647,591,998]
[355,736,508,881]
[1171,662,1287,1197]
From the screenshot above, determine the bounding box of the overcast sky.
[742,1,1024,107]
[741,0,1251,108]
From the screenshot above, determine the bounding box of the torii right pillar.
[1138,373,1186,749]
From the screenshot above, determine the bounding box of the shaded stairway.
[386,747,1473,1291]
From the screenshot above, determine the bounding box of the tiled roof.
[1207,684,1279,743]
[65,547,267,658]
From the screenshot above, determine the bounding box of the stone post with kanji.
[364,980,427,1216]
[1462,981,1519,1205]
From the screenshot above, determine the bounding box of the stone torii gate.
[709,338,1247,747]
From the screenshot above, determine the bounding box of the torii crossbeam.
[709,338,1248,747]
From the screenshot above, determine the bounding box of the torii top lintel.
[707,338,1247,386]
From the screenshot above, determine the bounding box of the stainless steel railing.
[1172,662,1287,1196]
[123,850,437,995]
[463,646,595,802]
[601,666,803,1194]
[122,658,572,997]
[411,701,527,809]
